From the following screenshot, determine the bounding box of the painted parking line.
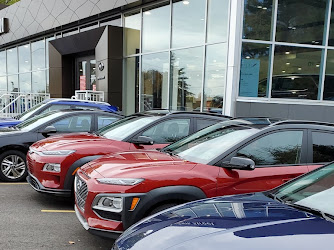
[41,210,75,213]
[0,182,29,185]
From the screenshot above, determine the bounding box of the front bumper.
[75,204,123,239]
[27,173,71,197]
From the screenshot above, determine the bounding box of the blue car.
[114,162,334,250]
[0,99,118,127]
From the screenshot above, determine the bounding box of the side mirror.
[40,126,57,137]
[221,157,255,171]
[131,136,154,145]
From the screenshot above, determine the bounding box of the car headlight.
[43,163,61,173]
[93,196,123,213]
[40,150,76,156]
[96,178,144,186]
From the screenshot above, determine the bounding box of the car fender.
[122,185,207,229]
[63,155,103,190]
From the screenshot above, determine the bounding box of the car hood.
[116,193,334,250]
[0,118,20,127]
[80,151,196,178]
[31,133,113,151]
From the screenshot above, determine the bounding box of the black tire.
[148,203,179,216]
[0,150,27,182]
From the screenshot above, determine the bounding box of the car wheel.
[0,150,27,182]
[148,203,179,216]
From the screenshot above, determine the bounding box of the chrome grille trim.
[75,175,88,212]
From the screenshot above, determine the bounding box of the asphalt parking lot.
[0,181,114,250]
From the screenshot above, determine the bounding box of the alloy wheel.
[0,155,26,180]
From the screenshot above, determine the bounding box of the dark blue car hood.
[116,193,334,250]
[0,118,20,127]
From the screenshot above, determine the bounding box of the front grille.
[75,175,88,212]
[27,157,34,173]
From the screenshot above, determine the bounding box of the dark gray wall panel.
[236,101,334,123]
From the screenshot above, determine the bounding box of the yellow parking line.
[41,210,75,213]
[0,182,29,185]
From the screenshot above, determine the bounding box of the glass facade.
[0,37,53,94]
[240,0,334,102]
[123,0,230,114]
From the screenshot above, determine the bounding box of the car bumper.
[27,173,71,197]
[74,205,123,239]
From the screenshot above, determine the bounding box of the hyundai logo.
[98,62,104,71]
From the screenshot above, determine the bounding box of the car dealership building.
[0,0,334,121]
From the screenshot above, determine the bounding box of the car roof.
[45,109,123,116]
[43,98,111,106]
[130,109,232,119]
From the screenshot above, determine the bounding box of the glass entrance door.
[76,56,96,91]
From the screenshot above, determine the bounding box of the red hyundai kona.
[74,120,334,238]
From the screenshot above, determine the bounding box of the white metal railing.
[0,92,50,118]
[72,90,105,102]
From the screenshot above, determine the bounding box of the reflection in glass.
[170,47,203,111]
[90,60,96,91]
[0,76,6,91]
[19,44,31,73]
[142,4,170,52]
[124,57,140,115]
[172,0,206,48]
[272,46,322,100]
[32,71,46,93]
[324,50,334,100]
[7,48,18,75]
[32,40,45,70]
[243,0,273,41]
[207,0,229,43]
[19,73,31,93]
[0,51,6,76]
[124,13,141,56]
[239,43,270,98]
[203,44,227,112]
[8,74,18,92]
[141,52,169,110]
[276,0,327,45]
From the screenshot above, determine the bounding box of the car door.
[216,129,309,196]
[128,117,192,150]
[307,130,334,172]
[37,114,93,140]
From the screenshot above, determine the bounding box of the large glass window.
[237,130,304,166]
[324,49,334,100]
[141,53,169,110]
[8,75,18,92]
[243,0,273,41]
[0,51,6,76]
[124,13,141,56]
[272,46,322,100]
[0,76,6,91]
[207,0,229,43]
[203,43,227,112]
[170,47,204,111]
[31,40,45,71]
[312,132,334,163]
[7,48,18,75]
[240,43,271,97]
[276,0,327,45]
[19,73,31,93]
[124,57,140,115]
[142,4,170,52]
[172,0,206,48]
[32,71,46,93]
[19,44,31,73]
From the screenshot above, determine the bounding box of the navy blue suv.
[0,99,118,127]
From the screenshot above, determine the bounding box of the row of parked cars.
[1,98,333,249]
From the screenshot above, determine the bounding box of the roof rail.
[168,111,232,119]
[271,120,334,127]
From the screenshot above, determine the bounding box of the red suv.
[27,110,229,197]
[74,120,334,238]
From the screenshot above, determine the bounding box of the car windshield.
[162,121,257,164]
[271,163,334,217]
[98,115,160,140]
[17,102,45,121]
[16,112,64,132]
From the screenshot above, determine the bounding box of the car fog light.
[43,163,61,173]
[94,197,123,213]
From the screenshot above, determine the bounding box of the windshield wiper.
[285,203,334,223]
